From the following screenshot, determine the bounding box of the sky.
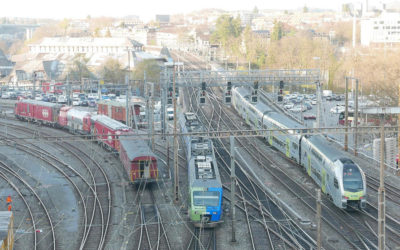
[0,0,374,21]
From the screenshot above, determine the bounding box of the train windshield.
[193,191,220,207]
[343,164,363,192]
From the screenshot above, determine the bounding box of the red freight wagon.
[15,100,62,125]
[58,107,92,134]
[42,82,63,94]
[91,115,131,151]
[119,137,158,183]
[97,100,127,123]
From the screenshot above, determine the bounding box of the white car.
[290,105,306,112]
[283,103,294,109]
[330,105,345,114]
[311,100,317,105]
[57,95,67,103]
[1,92,10,99]
[72,98,80,106]
[35,94,42,101]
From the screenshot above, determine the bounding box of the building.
[29,37,143,54]
[0,50,15,78]
[156,15,170,25]
[361,12,400,46]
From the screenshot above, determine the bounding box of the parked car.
[330,105,345,114]
[284,103,294,109]
[58,95,67,104]
[1,92,10,99]
[88,99,96,107]
[80,99,88,106]
[303,113,316,120]
[289,105,306,112]
[72,98,80,106]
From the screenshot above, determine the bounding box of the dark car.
[49,96,57,103]
[335,95,342,101]
[9,93,18,100]
[80,99,89,106]
[88,99,96,107]
[42,95,50,102]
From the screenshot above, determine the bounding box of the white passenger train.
[232,87,367,209]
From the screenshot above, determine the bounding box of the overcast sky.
[1,0,375,21]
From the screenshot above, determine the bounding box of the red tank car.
[58,107,92,134]
[15,100,62,126]
[91,115,131,151]
[119,136,158,183]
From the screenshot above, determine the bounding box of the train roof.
[97,100,126,107]
[91,115,130,130]
[188,155,222,188]
[266,112,305,130]
[120,137,156,161]
[306,135,343,161]
[182,112,203,132]
[19,99,62,108]
[67,108,91,120]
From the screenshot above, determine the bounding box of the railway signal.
[200,82,206,104]
[278,80,284,102]
[225,81,232,104]
[251,81,258,103]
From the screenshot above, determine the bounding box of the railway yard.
[0,51,399,250]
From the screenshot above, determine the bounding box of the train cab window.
[334,178,338,189]
[193,191,220,207]
[343,164,363,192]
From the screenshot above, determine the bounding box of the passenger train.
[14,99,158,184]
[180,112,223,227]
[232,87,367,210]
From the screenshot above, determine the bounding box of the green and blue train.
[180,112,223,227]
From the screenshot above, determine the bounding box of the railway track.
[0,120,112,249]
[178,53,315,249]
[174,51,400,249]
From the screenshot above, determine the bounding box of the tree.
[253,6,259,14]
[132,59,162,92]
[271,21,283,41]
[98,58,125,84]
[211,15,242,48]
[66,55,92,81]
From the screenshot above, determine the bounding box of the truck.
[322,90,332,98]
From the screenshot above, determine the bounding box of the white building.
[29,37,143,54]
[361,12,400,46]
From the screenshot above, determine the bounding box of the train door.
[285,138,290,158]
[107,104,111,117]
[139,160,150,178]
[321,169,327,193]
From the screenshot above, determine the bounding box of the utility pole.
[126,84,131,127]
[316,189,322,250]
[316,81,322,129]
[32,72,36,99]
[378,116,386,250]
[149,82,155,151]
[173,65,179,203]
[230,136,236,243]
[344,77,349,151]
[354,79,359,156]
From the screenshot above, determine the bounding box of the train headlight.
[360,196,364,200]
[342,196,349,200]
